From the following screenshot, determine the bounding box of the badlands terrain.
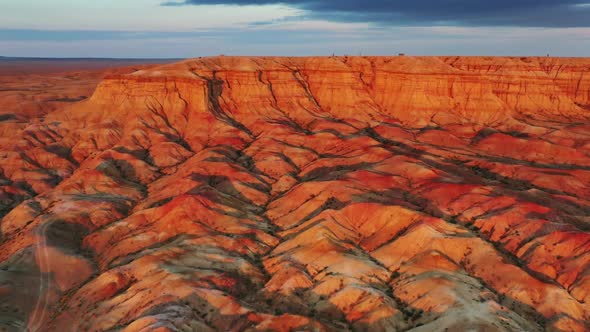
[0,56,590,331]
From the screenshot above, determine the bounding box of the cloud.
[161,0,590,27]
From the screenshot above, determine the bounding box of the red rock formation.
[1,56,589,332]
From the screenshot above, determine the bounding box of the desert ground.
[1,56,589,331]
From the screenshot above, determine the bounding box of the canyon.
[0,56,589,331]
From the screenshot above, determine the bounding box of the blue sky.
[0,0,589,58]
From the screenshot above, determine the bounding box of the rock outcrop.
[1,56,590,332]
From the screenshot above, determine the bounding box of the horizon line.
[2,54,589,60]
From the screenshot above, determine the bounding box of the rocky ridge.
[0,56,590,331]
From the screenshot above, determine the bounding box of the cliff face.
[63,56,590,128]
[122,56,590,121]
[1,56,590,332]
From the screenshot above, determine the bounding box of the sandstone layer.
[1,56,590,332]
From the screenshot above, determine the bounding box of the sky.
[0,0,589,58]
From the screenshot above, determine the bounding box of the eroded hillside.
[1,56,590,331]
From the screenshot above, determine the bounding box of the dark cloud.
[161,0,590,27]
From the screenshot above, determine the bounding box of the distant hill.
[0,56,183,75]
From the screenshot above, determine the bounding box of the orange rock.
[1,56,589,332]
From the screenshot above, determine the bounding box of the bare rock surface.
[1,56,590,331]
